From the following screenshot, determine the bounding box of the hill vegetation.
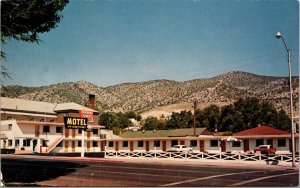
[1,71,299,117]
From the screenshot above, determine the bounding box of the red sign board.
[79,110,93,122]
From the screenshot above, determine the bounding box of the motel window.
[100,134,106,139]
[42,140,49,147]
[278,139,286,147]
[210,140,218,147]
[23,139,31,147]
[122,141,128,147]
[138,141,144,147]
[43,125,50,133]
[78,129,83,134]
[232,141,241,147]
[93,141,98,147]
[153,140,160,147]
[56,126,63,133]
[92,129,98,135]
[190,140,197,147]
[15,139,20,147]
[8,140,12,147]
[78,141,82,147]
[8,124,12,130]
[171,140,178,147]
[256,139,264,147]
[108,141,114,147]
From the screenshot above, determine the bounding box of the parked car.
[167,145,193,153]
[254,145,276,154]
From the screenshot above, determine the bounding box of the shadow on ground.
[1,158,87,184]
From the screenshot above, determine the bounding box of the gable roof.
[1,97,97,114]
[119,128,213,138]
[1,97,56,114]
[54,102,98,113]
[233,125,290,136]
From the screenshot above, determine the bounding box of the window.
[23,139,31,147]
[42,140,48,147]
[15,139,20,147]
[43,125,50,133]
[153,140,160,147]
[8,124,12,130]
[78,141,82,147]
[8,140,12,146]
[278,139,286,147]
[171,140,178,147]
[100,134,106,139]
[56,126,63,133]
[92,129,98,135]
[78,129,82,134]
[108,141,114,147]
[210,140,218,147]
[138,141,144,147]
[256,139,264,147]
[232,141,241,147]
[93,141,98,147]
[190,140,197,147]
[122,141,128,147]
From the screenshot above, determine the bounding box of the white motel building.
[0,96,298,155]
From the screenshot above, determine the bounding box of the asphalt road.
[1,154,299,187]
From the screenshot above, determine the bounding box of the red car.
[254,145,276,154]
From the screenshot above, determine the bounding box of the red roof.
[234,125,290,136]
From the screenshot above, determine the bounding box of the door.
[199,140,205,152]
[267,139,273,146]
[101,141,105,151]
[221,140,226,152]
[65,129,69,138]
[145,141,149,152]
[64,140,68,152]
[115,141,119,152]
[87,141,90,152]
[180,140,185,145]
[162,141,167,151]
[32,140,37,152]
[35,125,39,137]
[130,141,134,152]
[243,139,249,152]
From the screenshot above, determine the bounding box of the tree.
[1,0,69,43]
[1,0,69,83]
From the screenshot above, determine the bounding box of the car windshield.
[173,146,180,148]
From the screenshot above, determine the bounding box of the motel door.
[243,139,249,152]
[145,141,150,152]
[220,140,226,152]
[162,141,167,151]
[199,140,205,152]
[130,141,134,152]
[267,139,273,146]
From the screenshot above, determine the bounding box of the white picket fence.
[105,151,299,163]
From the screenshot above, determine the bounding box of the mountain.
[1,71,299,116]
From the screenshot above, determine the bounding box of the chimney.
[88,94,96,110]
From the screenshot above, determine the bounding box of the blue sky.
[3,0,299,87]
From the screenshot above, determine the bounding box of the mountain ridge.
[1,71,298,116]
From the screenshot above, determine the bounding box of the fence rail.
[105,151,299,163]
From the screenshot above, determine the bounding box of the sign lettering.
[64,117,88,129]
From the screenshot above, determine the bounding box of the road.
[1,154,298,187]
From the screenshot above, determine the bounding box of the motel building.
[0,95,120,154]
[0,96,298,155]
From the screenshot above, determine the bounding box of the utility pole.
[193,100,198,136]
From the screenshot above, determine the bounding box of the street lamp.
[275,31,296,167]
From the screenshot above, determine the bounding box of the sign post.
[81,129,85,157]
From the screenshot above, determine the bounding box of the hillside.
[1,71,299,117]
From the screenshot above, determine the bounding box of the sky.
[2,0,299,87]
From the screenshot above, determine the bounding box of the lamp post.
[275,31,296,167]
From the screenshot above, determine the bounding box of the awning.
[221,136,241,142]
